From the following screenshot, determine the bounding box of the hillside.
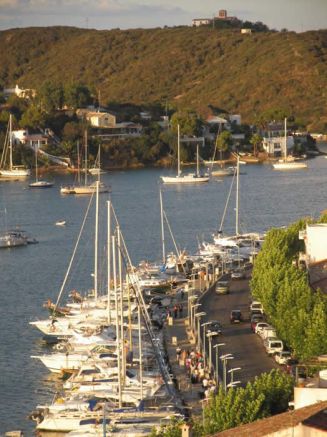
[0,26,326,130]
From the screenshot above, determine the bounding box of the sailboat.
[273,119,308,170]
[29,141,54,188]
[88,145,106,175]
[210,133,234,177]
[61,132,109,194]
[0,114,30,178]
[160,125,209,184]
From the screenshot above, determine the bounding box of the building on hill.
[3,84,36,99]
[192,18,212,27]
[212,400,327,436]
[192,9,239,27]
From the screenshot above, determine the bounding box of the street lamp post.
[227,381,241,389]
[201,321,211,367]
[220,354,234,392]
[194,311,206,350]
[188,295,197,327]
[228,367,241,386]
[191,303,201,333]
[206,331,219,375]
[213,343,225,384]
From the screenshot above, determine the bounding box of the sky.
[0,0,326,32]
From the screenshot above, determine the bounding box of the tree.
[19,104,46,129]
[250,216,327,360]
[64,83,92,109]
[202,370,293,435]
[250,133,263,156]
[38,81,64,113]
[170,109,203,137]
[216,130,232,160]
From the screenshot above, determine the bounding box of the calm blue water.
[0,157,327,433]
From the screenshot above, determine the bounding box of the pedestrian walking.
[173,305,178,318]
[178,303,183,317]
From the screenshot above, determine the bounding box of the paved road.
[200,274,278,388]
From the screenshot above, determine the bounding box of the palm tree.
[250,133,263,157]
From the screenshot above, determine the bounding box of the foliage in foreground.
[151,370,294,436]
[251,216,327,360]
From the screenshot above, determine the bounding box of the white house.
[229,114,242,125]
[299,223,327,265]
[192,18,212,27]
[86,111,116,128]
[3,84,36,99]
[262,135,294,156]
[294,368,327,409]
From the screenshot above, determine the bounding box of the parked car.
[260,327,277,340]
[215,280,229,295]
[264,337,284,355]
[231,269,245,280]
[251,314,264,332]
[255,322,270,334]
[250,300,264,314]
[230,309,242,323]
[274,351,292,365]
[207,320,222,335]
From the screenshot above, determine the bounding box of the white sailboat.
[88,145,106,175]
[0,114,30,178]
[273,119,308,170]
[29,141,54,188]
[210,133,234,177]
[160,125,209,184]
[61,132,109,194]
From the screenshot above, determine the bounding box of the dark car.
[230,310,242,323]
[207,320,222,335]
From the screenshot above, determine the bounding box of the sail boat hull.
[272,161,308,170]
[60,183,109,194]
[29,180,54,188]
[161,174,209,184]
[0,168,30,178]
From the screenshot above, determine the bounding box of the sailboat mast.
[112,235,122,408]
[9,114,13,171]
[159,189,166,264]
[284,117,287,160]
[84,130,88,185]
[77,140,81,185]
[235,156,240,236]
[196,144,199,177]
[35,141,39,182]
[107,200,111,324]
[94,180,99,300]
[177,124,181,177]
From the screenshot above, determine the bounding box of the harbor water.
[1,157,327,434]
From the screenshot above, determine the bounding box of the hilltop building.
[192,9,238,27]
[3,84,36,99]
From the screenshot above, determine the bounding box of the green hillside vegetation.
[251,215,327,361]
[0,26,326,131]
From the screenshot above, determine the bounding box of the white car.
[231,269,245,280]
[250,300,264,314]
[274,351,292,365]
[255,322,270,334]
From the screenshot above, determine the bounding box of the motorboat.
[56,220,66,226]
[0,230,28,248]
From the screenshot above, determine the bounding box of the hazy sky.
[0,0,326,32]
